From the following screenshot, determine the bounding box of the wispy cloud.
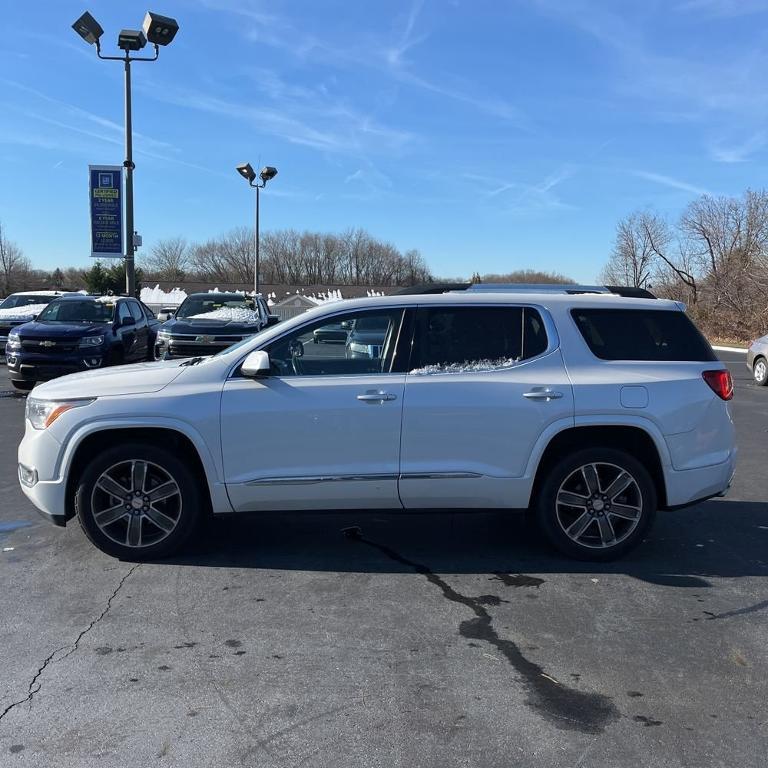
[631,170,710,196]
[676,0,768,17]
[708,132,767,162]
[464,165,577,213]
[216,0,529,128]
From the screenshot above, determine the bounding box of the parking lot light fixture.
[235,163,278,295]
[71,9,179,298]
[142,12,180,45]
[236,163,257,183]
[72,11,103,46]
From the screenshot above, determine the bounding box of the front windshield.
[0,294,54,309]
[176,295,255,319]
[37,300,114,323]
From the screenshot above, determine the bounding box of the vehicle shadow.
[155,498,768,587]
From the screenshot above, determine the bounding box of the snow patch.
[0,303,48,320]
[188,307,262,323]
[410,358,520,375]
[140,285,188,306]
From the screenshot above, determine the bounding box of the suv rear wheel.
[753,357,768,386]
[536,448,656,561]
[75,443,202,560]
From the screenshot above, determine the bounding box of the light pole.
[235,164,278,295]
[72,10,179,297]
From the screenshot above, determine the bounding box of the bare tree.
[600,212,656,288]
[143,237,189,282]
[0,221,31,295]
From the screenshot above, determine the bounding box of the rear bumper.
[663,449,737,508]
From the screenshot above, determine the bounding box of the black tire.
[535,447,656,561]
[75,442,203,560]
[753,357,768,386]
[11,380,35,392]
[108,348,124,367]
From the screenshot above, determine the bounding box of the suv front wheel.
[536,448,656,561]
[75,443,202,560]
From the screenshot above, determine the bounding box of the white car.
[0,291,69,349]
[17,287,736,561]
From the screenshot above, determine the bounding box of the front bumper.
[6,352,106,382]
[18,422,70,525]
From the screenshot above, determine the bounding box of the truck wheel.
[536,448,656,561]
[75,443,203,560]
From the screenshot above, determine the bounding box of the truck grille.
[20,339,78,353]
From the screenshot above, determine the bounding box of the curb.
[712,345,748,354]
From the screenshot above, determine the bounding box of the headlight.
[79,335,104,348]
[157,330,171,341]
[25,398,94,430]
[6,334,21,351]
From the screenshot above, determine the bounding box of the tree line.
[141,227,433,287]
[600,188,768,341]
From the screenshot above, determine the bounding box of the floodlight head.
[143,12,179,46]
[260,166,278,183]
[117,29,147,51]
[236,163,257,183]
[72,11,104,46]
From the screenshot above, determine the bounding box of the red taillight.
[703,369,734,401]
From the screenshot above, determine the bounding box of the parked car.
[345,315,389,359]
[156,292,276,359]
[313,322,348,344]
[5,294,159,391]
[0,291,69,351]
[17,286,735,562]
[747,335,768,385]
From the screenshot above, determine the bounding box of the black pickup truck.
[5,294,160,390]
[156,292,278,358]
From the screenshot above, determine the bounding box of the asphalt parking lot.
[0,351,766,767]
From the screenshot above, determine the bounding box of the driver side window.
[265,309,404,377]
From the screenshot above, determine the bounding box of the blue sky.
[2,0,768,282]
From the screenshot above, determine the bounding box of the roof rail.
[393,282,471,295]
[465,283,612,295]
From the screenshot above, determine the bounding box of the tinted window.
[0,294,55,309]
[571,309,717,362]
[264,309,404,377]
[38,300,114,323]
[118,303,132,323]
[411,306,548,373]
[141,303,156,320]
[128,301,144,322]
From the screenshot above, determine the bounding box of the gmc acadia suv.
[17,287,736,561]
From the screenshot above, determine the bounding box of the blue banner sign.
[89,165,123,258]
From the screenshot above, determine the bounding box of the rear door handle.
[357,391,397,403]
[523,388,563,401]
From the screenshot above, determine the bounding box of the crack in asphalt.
[350,532,621,734]
[0,564,140,726]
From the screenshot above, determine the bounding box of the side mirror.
[241,350,271,378]
[266,314,280,327]
[122,315,136,327]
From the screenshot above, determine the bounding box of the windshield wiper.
[180,356,204,366]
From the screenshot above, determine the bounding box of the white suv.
[17,287,736,561]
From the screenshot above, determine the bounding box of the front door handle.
[357,391,397,403]
[523,388,563,401]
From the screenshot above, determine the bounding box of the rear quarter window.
[571,308,717,362]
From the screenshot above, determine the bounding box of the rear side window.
[571,309,717,362]
[411,306,549,373]
[128,301,144,322]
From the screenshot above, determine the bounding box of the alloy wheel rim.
[755,361,766,382]
[555,462,643,549]
[90,460,182,548]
